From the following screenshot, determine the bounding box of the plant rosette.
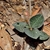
[13,14,49,40]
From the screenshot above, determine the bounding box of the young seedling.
[13,14,49,40]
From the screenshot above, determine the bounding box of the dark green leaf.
[30,14,44,28]
[24,28,40,39]
[24,28,49,40]
[13,22,28,33]
[39,31,49,40]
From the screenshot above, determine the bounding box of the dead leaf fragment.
[32,5,41,17]
[0,28,13,50]
[43,25,50,36]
